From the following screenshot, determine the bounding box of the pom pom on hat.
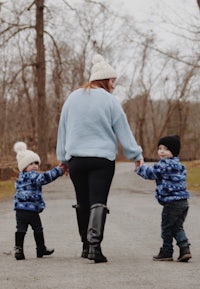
[14,141,27,153]
[158,135,181,157]
[89,54,117,82]
[92,54,104,64]
[14,141,41,172]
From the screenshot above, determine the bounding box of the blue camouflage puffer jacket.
[136,157,190,204]
[14,167,63,213]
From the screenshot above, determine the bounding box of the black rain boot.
[87,203,109,263]
[34,232,54,258]
[177,245,192,262]
[72,204,90,258]
[153,247,173,261]
[81,242,89,258]
[15,232,26,260]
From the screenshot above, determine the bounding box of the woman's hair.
[82,79,111,92]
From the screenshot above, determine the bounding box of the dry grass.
[0,180,15,201]
[184,161,200,193]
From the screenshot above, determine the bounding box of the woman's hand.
[134,159,144,171]
[59,163,69,176]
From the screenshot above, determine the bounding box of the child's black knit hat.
[158,135,180,157]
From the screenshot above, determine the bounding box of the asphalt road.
[0,162,200,289]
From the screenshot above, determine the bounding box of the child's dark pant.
[16,210,43,233]
[161,199,189,253]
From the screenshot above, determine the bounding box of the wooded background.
[0,0,200,169]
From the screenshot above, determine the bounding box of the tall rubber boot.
[15,232,26,260]
[72,204,90,258]
[87,203,109,263]
[34,232,54,258]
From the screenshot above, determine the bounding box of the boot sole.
[177,254,192,262]
[88,253,107,263]
[94,258,107,263]
[153,257,173,261]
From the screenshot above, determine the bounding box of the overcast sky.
[113,0,199,40]
[108,0,199,20]
[66,0,199,20]
[114,0,198,18]
[64,0,199,45]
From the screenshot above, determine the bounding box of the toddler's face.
[158,145,173,159]
[25,161,39,172]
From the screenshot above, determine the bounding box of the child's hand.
[59,163,69,176]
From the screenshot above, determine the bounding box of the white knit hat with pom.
[89,54,117,82]
[14,142,41,172]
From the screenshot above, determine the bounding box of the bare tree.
[197,0,200,10]
[35,0,47,165]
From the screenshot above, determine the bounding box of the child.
[13,141,66,260]
[136,135,192,262]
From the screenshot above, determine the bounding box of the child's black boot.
[153,247,173,261]
[15,232,26,260]
[15,247,25,260]
[177,245,192,262]
[81,242,89,258]
[34,232,54,258]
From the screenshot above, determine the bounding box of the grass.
[0,180,15,201]
[184,161,200,193]
[0,161,200,202]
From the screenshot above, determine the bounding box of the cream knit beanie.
[89,54,117,82]
[14,142,41,172]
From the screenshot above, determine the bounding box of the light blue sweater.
[56,88,142,162]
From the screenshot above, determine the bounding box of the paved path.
[0,162,200,289]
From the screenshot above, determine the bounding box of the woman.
[56,54,143,263]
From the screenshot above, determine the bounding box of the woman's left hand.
[134,159,144,171]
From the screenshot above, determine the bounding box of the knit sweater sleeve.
[112,99,143,161]
[56,100,68,163]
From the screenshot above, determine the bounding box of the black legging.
[68,157,115,206]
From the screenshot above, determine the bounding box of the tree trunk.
[35,0,47,165]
